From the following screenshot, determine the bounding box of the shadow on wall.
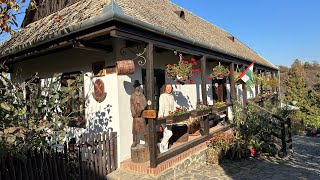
[172,85,192,109]
[123,80,134,95]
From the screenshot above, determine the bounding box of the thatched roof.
[0,0,277,69]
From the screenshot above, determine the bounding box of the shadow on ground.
[178,136,320,180]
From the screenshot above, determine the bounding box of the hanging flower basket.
[208,63,230,80]
[166,56,200,84]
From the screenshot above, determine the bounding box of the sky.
[171,0,320,67]
[1,0,320,67]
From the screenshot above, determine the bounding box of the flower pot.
[211,105,228,114]
[193,109,211,117]
[166,112,191,124]
[207,148,223,164]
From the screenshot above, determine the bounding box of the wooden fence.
[0,130,118,180]
[247,101,293,156]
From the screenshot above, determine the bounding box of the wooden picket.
[0,130,117,180]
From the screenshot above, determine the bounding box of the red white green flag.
[239,60,256,87]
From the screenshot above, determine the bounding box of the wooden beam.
[201,56,207,105]
[229,63,236,102]
[242,65,247,107]
[6,42,74,64]
[146,42,157,168]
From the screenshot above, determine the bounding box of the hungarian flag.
[239,60,256,87]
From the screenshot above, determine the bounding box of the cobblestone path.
[177,136,320,180]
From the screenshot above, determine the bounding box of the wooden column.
[254,69,259,96]
[242,65,247,107]
[271,71,276,93]
[201,56,207,105]
[200,56,209,135]
[229,63,236,102]
[146,43,157,168]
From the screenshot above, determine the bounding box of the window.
[92,61,105,76]
[61,71,85,128]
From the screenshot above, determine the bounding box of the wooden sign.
[142,110,156,119]
[92,79,107,103]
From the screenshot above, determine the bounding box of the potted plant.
[208,62,230,80]
[206,131,233,164]
[166,106,191,124]
[211,101,228,114]
[166,57,200,84]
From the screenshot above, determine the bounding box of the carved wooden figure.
[130,80,148,147]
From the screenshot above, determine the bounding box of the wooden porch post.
[201,56,207,105]
[229,63,236,102]
[271,71,276,93]
[242,65,247,107]
[146,42,157,168]
[254,69,259,97]
[200,56,209,135]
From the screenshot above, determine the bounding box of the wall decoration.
[92,79,107,103]
[116,60,135,75]
[120,44,147,66]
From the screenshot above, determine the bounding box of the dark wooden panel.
[229,63,236,102]
[201,56,207,105]
[145,42,157,168]
[242,66,247,107]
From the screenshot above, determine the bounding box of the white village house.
[0,0,279,176]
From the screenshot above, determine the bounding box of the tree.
[0,0,36,34]
[0,63,84,159]
[283,59,310,114]
[308,74,320,115]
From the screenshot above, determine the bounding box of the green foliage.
[231,99,278,157]
[0,64,84,159]
[283,59,310,114]
[304,115,320,129]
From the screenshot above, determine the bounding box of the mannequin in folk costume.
[157,83,175,153]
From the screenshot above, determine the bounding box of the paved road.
[177,136,320,180]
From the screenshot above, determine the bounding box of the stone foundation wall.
[156,148,207,179]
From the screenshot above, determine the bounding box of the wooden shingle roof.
[0,0,277,69]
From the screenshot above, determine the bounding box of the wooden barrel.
[116,60,135,75]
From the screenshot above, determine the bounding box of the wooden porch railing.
[247,101,293,157]
[148,104,232,168]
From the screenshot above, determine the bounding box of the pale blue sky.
[1,1,319,67]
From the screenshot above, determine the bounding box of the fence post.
[148,119,157,168]
[280,120,287,156]
[287,118,292,151]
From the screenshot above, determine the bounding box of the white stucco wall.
[10,41,262,166]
